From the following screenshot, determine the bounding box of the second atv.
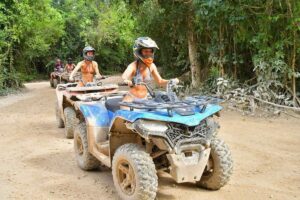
[55,77,119,138]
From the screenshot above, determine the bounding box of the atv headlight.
[133,119,168,138]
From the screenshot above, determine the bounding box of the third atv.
[50,70,81,88]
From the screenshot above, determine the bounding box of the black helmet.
[67,58,72,64]
[83,46,95,61]
[133,37,159,61]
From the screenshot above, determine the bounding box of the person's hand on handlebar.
[169,78,179,84]
[124,79,133,86]
[95,75,102,80]
[69,76,74,82]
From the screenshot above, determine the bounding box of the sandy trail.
[0,79,299,200]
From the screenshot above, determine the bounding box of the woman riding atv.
[64,58,75,73]
[122,37,178,102]
[69,46,102,86]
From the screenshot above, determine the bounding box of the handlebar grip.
[118,82,128,86]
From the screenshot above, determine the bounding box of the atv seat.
[105,97,123,112]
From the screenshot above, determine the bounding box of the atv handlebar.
[118,81,155,97]
[118,82,128,86]
[97,75,108,80]
[118,79,180,99]
[79,77,106,87]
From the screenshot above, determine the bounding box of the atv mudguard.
[78,103,110,127]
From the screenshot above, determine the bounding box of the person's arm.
[93,62,102,79]
[122,63,135,85]
[151,64,169,86]
[69,62,82,80]
[54,64,58,72]
[64,64,68,72]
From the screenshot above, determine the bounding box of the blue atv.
[72,80,233,200]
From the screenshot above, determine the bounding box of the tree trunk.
[187,12,201,88]
[233,27,237,79]
[286,0,298,106]
[291,31,297,106]
[219,22,225,77]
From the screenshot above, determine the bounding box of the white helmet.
[133,37,159,61]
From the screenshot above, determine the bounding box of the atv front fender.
[112,104,222,127]
[78,103,110,127]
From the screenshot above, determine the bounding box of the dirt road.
[0,80,299,200]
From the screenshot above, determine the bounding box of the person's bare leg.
[76,81,84,87]
[121,94,134,110]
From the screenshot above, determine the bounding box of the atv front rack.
[119,96,222,117]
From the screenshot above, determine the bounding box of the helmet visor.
[86,51,94,56]
[140,48,154,58]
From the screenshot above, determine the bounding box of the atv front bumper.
[166,148,210,183]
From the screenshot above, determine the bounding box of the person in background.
[54,58,64,72]
[65,58,75,73]
[69,46,102,86]
[51,58,64,79]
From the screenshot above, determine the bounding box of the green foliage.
[131,0,299,95]
[0,0,299,99]
[133,0,190,77]
[0,0,64,91]
[85,1,138,72]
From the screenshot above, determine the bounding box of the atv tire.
[55,101,64,128]
[206,117,220,138]
[64,107,76,139]
[53,79,58,88]
[112,144,158,200]
[197,138,233,190]
[50,79,54,88]
[74,122,100,170]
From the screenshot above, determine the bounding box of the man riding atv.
[69,46,102,86]
[122,37,179,103]
[64,58,75,73]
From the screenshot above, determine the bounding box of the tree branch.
[249,96,300,112]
